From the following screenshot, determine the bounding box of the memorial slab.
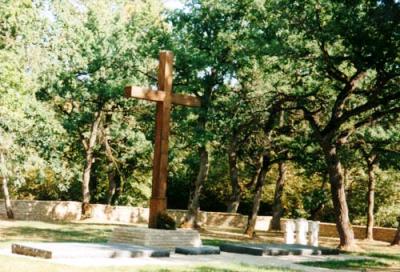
[220,243,339,256]
[175,246,220,255]
[219,243,267,256]
[11,242,170,259]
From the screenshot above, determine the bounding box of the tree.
[1,0,74,214]
[169,0,259,227]
[345,122,400,240]
[253,0,400,249]
[0,141,13,219]
[40,0,163,214]
[270,162,286,230]
[392,215,400,246]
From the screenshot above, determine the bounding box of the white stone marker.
[308,220,320,247]
[295,218,308,245]
[284,219,295,244]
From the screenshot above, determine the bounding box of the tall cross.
[124,51,201,228]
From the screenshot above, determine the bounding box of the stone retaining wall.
[315,221,397,242]
[0,200,396,242]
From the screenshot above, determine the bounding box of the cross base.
[149,197,167,228]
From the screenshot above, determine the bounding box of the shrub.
[156,212,176,230]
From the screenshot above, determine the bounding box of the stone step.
[108,227,202,250]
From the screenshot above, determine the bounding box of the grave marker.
[308,221,320,247]
[296,218,308,245]
[284,219,295,244]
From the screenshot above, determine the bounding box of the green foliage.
[348,169,400,227]
[375,204,400,228]
[0,0,399,230]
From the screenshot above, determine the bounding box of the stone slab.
[220,243,339,256]
[175,246,220,255]
[109,227,202,250]
[219,244,267,256]
[273,244,340,255]
[11,242,170,259]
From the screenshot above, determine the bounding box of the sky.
[163,0,184,10]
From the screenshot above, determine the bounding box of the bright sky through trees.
[163,0,184,9]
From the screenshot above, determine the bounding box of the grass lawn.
[299,258,391,270]
[0,255,294,272]
[0,220,113,245]
[0,220,295,272]
[298,248,400,270]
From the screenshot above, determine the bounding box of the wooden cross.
[124,51,201,228]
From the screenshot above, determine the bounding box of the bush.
[375,204,400,228]
[156,212,176,230]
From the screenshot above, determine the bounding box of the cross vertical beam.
[149,51,173,228]
[124,50,201,229]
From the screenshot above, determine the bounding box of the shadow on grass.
[139,264,294,272]
[299,259,390,269]
[202,239,227,247]
[1,226,111,243]
[365,252,400,262]
[143,268,243,272]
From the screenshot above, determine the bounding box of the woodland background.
[0,0,399,248]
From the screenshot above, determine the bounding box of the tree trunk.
[107,169,121,205]
[310,174,328,220]
[391,216,400,246]
[82,110,103,216]
[0,152,13,219]
[244,155,270,237]
[270,162,286,231]
[246,156,263,189]
[182,146,209,228]
[226,135,240,213]
[107,170,116,205]
[102,118,120,206]
[322,144,356,250]
[366,159,376,241]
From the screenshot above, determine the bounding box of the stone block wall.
[0,200,81,221]
[168,209,270,229]
[0,199,396,242]
[317,221,397,242]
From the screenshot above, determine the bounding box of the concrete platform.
[11,242,170,259]
[109,227,202,250]
[175,246,220,255]
[220,243,340,256]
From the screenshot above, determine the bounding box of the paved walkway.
[0,246,366,272]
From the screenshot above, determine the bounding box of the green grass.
[139,263,296,272]
[202,238,228,247]
[0,255,294,272]
[0,220,113,246]
[362,252,400,263]
[299,251,400,270]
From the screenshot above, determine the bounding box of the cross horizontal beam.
[125,86,201,107]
